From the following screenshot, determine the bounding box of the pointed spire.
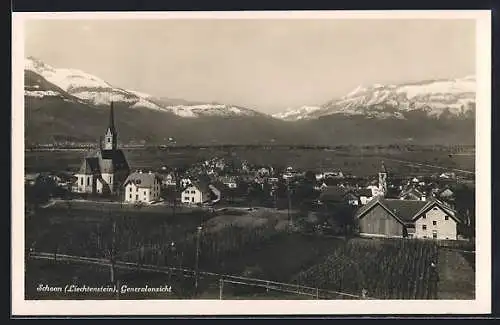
[108,101,116,133]
[380,160,387,173]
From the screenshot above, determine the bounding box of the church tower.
[378,161,388,197]
[103,102,117,151]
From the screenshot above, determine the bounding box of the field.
[25,203,474,300]
[294,238,440,299]
[25,145,475,177]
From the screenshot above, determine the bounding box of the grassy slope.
[437,249,475,299]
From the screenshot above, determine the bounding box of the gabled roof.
[98,149,130,173]
[411,198,462,223]
[382,199,428,222]
[319,186,347,202]
[123,172,160,189]
[78,157,100,174]
[355,197,427,225]
[355,197,462,225]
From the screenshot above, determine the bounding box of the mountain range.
[24,57,475,146]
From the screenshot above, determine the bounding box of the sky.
[24,18,476,113]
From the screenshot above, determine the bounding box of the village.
[25,103,475,242]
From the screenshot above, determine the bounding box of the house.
[180,178,193,188]
[439,172,456,179]
[181,181,221,205]
[314,181,328,191]
[123,171,162,204]
[161,173,177,187]
[357,188,374,205]
[73,102,130,195]
[323,171,344,179]
[354,197,462,240]
[366,185,381,197]
[399,187,426,201]
[344,191,360,206]
[438,188,455,200]
[256,167,271,177]
[220,176,238,189]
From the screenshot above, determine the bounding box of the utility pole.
[287,181,293,229]
[110,218,116,284]
[194,226,202,295]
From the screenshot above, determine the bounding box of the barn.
[354,197,461,240]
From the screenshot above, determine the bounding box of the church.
[72,103,130,196]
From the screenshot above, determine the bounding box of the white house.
[181,182,221,205]
[220,176,238,189]
[180,178,193,188]
[366,185,381,197]
[413,202,460,240]
[123,171,162,204]
[358,188,374,205]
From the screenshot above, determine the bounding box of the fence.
[29,251,373,300]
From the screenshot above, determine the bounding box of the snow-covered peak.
[24,57,265,119]
[272,76,476,121]
[272,105,323,121]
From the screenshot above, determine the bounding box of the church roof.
[97,149,129,173]
[78,157,100,175]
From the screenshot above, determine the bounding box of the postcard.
[12,10,491,316]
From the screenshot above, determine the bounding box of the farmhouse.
[73,103,130,195]
[181,181,221,205]
[354,197,461,240]
[123,171,162,204]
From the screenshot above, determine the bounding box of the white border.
[12,10,491,316]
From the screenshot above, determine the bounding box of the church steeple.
[103,102,117,150]
[378,160,388,197]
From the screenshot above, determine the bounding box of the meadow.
[25,203,474,300]
[25,145,475,177]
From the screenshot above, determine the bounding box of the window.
[445,216,449,220]
[433,221,437,226]
[129,194,132,199]
[423,236,427,239]
[144,191,146,196]
[192,197,195,203]
[80,177,83,185]
[422,225,427,230]
[422,215,426,219]
[191,190,196,194]
[87,177,90,186]
[107,138,110,143]
[432,231,437,239]
[136,187,138,192]
[136,195,138,200]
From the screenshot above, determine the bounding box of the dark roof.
[357,188,373,197]
[355,197,461,225]
[382,199,428,222]
[78,157,100,174]
[98,149,129,173]
[319,186,347,202]
[123,171,160,188]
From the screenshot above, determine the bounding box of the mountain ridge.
[24,57,475,146]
